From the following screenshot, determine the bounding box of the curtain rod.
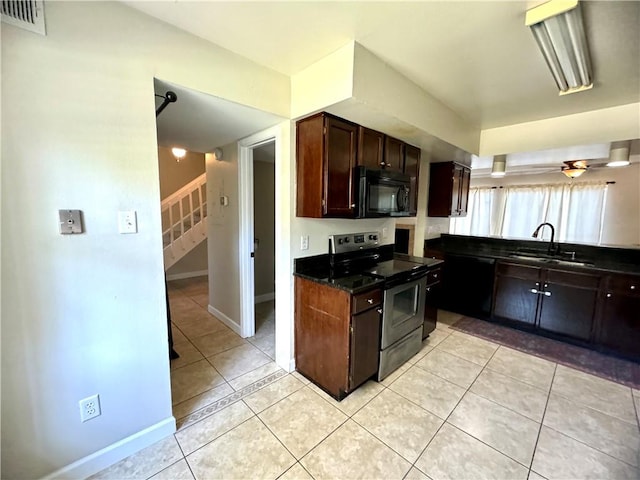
[486,181,615,189]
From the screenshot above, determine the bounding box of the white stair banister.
[162,173,208,270]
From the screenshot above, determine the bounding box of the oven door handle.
[407,269,428,281]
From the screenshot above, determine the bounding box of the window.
[451,182,608,244]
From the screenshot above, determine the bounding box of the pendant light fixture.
[561,160,588,178]
[526,0,593,96]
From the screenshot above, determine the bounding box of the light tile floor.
[92,278,640,480]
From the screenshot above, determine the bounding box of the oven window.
[369,184,400,213]
[390,283,419,325]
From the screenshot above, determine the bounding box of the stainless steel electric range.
[328,232,440,380]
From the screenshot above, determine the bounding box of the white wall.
[352,43,480,155]
[0,2,289,479]
[470,164,640,247]
[291,42,355,119]
[206,142,241,330]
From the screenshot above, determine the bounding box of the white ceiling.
[131,1,639,129]
[154,79,283,153]
[471,139,640,176]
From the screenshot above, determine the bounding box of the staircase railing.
[161,173,207,269]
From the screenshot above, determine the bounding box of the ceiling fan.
[561,160,589,178]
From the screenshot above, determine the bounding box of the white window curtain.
[451,182,608,244]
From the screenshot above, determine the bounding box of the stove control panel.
[330,231,380,254]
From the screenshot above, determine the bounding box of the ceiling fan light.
[491,154,507,177]
[526,0,593,96]
[607,140,631,167]
[561,159,588,178]
[562,168,586,178]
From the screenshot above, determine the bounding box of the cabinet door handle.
[380,162,386,166]
[530,288,539,294]
[426,287,431,292]
[367,298,374,304]
[351,203,356,208]
[377,308,383,314]
[433,273,438,278]
[606,293,612,298]
[631,285,636,290]
[542,291,552,297]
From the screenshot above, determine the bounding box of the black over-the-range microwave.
[356,166,415,218]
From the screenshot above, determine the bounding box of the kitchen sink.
[508,253,594,267]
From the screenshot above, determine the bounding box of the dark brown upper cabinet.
[296,112,358,218]
[428,161,471,217]
[357,126,384,169]
[383,136,405,173]
[404,144,421,215]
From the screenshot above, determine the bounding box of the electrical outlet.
[382,227,389,239]
[300,235,309,250]
[79,394,101,422]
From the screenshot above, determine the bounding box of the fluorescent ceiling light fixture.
[561,160,588,178]
[491,155,507,177]
[606,140,631,167]
[171,147,187,161]
[526,0,593,95]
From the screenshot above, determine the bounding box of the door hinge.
[323,127,327,135]
[350,325,354,334]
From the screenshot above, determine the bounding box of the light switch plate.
[59,210,83,234]
[118,211,137,234]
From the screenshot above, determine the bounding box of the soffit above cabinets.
[127,1,639,130]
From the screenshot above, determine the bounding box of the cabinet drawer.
[426,268,441,285]
[546,269,600,290]
[496,261,540,281]
[352,289,382,314]
[607,274,640,296]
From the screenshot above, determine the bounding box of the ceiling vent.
[1,1,46,35]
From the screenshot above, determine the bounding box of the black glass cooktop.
[364,259,428,279]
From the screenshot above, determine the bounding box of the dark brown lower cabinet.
[597,274,640,358]
[493,261,599,342]
[537,269,599,341]
[493,262,540,326]
[350,307,382,388]
[295,277,381,399]
[423,267,441,339]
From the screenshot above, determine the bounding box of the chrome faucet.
[532,222,558,255]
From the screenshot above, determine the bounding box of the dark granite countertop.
[294,250,443,294]
[425,234,640,276]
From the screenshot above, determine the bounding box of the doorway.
[246,141,276,358]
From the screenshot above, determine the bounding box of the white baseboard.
[166,270,208,281]
[254,292,275,304]
[41,416,176,480]
[289,358,296,373]
[208,305,241,335]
